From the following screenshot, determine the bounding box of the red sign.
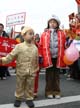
[0,37,18,67]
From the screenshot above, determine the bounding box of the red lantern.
[75,0,80,5]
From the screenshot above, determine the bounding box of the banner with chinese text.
[0,37,18,67]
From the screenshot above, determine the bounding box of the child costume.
[1,27,39,107]
[39,15,66,98]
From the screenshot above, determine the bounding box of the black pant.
[45,58,60,96]
[0,66,7,78]
[70,59,80,79]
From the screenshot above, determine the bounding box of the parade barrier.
[0,37,18,67]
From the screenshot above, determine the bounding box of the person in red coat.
[34,34,40,98]
[39,15,66,99]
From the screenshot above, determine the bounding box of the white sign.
[6,12,26,27]
[73,40,80,51]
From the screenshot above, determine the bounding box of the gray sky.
[0,0,78,33]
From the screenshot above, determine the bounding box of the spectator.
[15,26,24,43]
[0,23,10,80]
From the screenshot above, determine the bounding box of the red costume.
[39,29,66,68]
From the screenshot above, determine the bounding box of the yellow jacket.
[2,41,39,76]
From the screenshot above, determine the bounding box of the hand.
[0,58,2,64]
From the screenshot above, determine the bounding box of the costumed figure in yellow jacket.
[0,26,39,108]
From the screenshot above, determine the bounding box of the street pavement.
[0,68,80,108]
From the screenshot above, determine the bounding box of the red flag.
[75,0,80,5]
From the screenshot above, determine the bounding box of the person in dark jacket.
[15,26,24,43]
[0,23,10,80]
